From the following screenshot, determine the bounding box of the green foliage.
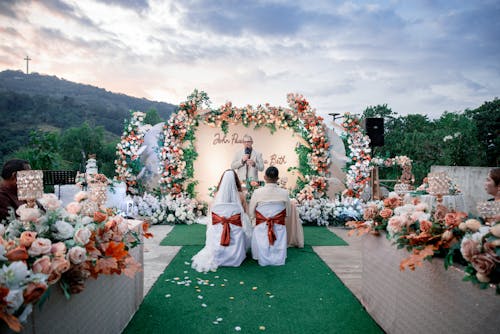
[362,100,498,185]
[144,108,162,125]
[13,130,63,170]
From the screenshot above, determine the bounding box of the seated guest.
[0,159,31,222]
[485,167,500,201]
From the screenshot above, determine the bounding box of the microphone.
[244,147,252,155]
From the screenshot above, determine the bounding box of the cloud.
[95,0,150,12]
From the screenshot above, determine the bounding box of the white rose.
[74,228,91,245]
[54,221,75,240]
[68,246,87,264]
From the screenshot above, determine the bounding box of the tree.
[11,130,63,170]
[144,108,162,126]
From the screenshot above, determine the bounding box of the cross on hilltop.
[24,55,31,74]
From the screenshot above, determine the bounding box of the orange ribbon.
[255,209,286,246]
[212,213,242,246]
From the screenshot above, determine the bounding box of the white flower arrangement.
[297,198,363,226]
[133,192,207,225]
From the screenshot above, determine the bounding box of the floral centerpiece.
[0,193,151,332]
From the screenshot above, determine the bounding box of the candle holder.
[89,182,107,207]
[427,172,449,204]
[476,201,500,225]
[17,170,43,208]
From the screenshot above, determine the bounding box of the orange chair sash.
[255,209,286,246]
[212,212,242,246]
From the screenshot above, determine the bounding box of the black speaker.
[365,118,384,147]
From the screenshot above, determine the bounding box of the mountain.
[0,69,177,164]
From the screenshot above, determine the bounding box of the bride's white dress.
[191,171,252,273]
[191,205,252,273]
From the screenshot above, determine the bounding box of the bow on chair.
[212,213,242,246]
[255,209,286,245]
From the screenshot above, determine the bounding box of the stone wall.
[431,165,494,214]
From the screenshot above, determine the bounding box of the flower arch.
[158,90,331,201]
[114,111,151,194]
[341,113,372,198]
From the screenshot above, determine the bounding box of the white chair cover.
[251,201,287,266]
[191,203,248,272]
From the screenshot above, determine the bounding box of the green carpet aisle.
[160,224,348,246]
[124,243,381,333]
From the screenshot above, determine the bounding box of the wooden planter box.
[361,235,499,334]
[2,238,143,334]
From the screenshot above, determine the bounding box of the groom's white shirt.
[248,183,290,221]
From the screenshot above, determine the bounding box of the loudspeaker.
[365,118,384,147]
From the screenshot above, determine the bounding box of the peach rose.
[32,255,52,274]
[39,194,61,211]
[483,242,500,263]
[464,219,482,232]
[379,208,393,219]
[23,282,47,304]
[388,216,404,233]
[28,238,52,256]
[489,224,500,238]
[74,191,89,202]
[68,246,87,264]
[433,205,448,223]
[74,228,91,245]
[19,231,37,248]
[419,220,433,233]
[51,256,70,274]
[51,242,67,257]
[66,202,82,215]
[476,272,490,283]
[441,230,453,241]
[460,239,480,262]
[444,212,467,228]
[471,253,496,276]
[383,197,401,209]
[6,246,29,261]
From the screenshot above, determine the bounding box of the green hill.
[0,70,176,165]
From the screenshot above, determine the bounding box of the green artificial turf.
[303,226,348,246]
[124,245,381,334]
[161,224,348,247]
[160,224,207,246]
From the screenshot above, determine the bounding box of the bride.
[191,170,252,273]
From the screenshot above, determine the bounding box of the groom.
[248,166,291,221]
[231,134,264,182]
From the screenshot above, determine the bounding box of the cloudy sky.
[1,0,499,119]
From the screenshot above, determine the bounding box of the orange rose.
[6,246,29,261]
[379,208,393,219]
[94,211,107,223]
[23,282,47,304]
[383,197,401,209]
[19,231,37,248]
[444,212,467,228]
[47,271,62,285]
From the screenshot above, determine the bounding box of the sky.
[1,0,499,119]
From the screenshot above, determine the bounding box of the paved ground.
[142,225,363,303]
